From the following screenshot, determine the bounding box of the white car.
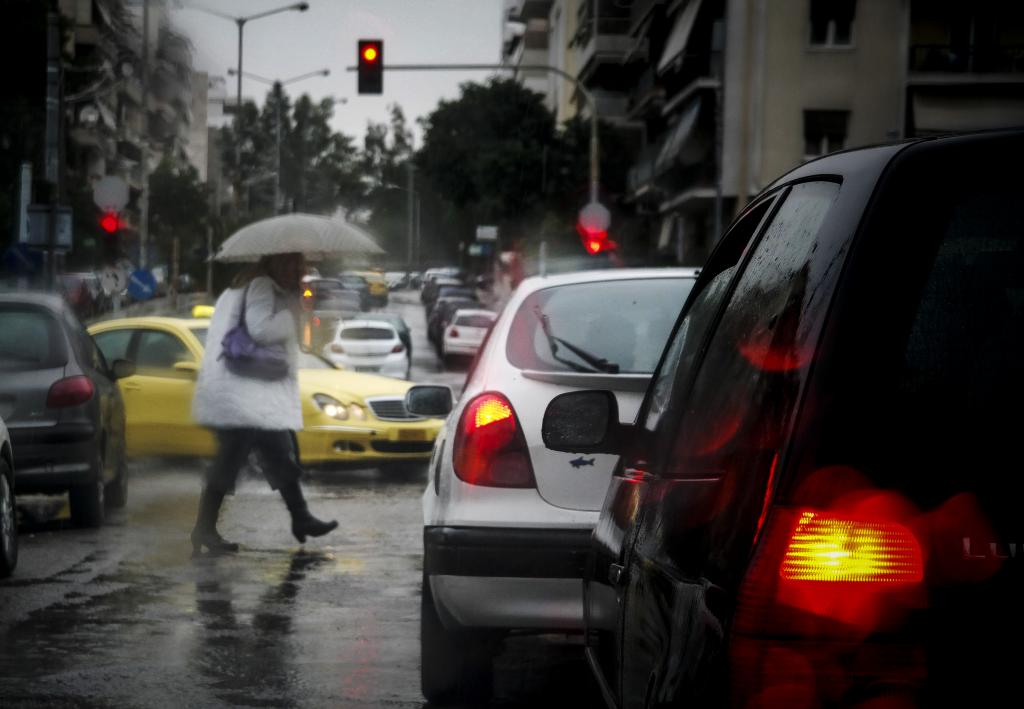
[441,309,496,363]
[323,320,410,380]
[410,268,699,702]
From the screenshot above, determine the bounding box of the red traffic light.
[99,211,120,234]
[577,222,616,255]
[358,39,383,94]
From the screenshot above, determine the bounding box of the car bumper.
[443,340,482,356]
[324,354,408,378]
[298,421,440,465]
[424,526,592,631]
[7,422,99,491]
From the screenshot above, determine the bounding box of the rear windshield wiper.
[533,307,620,374]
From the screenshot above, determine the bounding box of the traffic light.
[576,201,616,255]
[99,210,121,235]
[358,39,383,94]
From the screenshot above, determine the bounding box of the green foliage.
[148,157,209,275]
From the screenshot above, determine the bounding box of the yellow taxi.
[347,270,389,307]
[87,316,443,468]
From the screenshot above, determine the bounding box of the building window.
[809,0,856,47]
[804,110,849,159]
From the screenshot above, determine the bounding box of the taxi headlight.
[313,393,348,420]
[349,403,367,421]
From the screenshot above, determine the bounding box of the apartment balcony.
[575,16,649,86]
[908,44,1024,85]
[507,0,553,22]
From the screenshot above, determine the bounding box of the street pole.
[139,0,149,268]
[274,85,281,213]
[406,160,415,272]
[205,223,213,296]
[235,19,244,215]
[44,6,62,289]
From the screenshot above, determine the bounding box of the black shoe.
[280,482,338,543]
[190,529,240,557]
[191,487,239,557]
[291,515,338,544]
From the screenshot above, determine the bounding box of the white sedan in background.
[323,319,410,380]
[441,309,496,365]
[409,267,699,703]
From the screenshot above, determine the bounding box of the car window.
[339,327,394,340]
[0,306,65,370]
[298,351,335,370]
[669,181,841,480]
[641,198,778,434]
[62,308,105,372]
[506,277,695,375]
[94,329,135,365]
[455,314,494,328]
[134,330,194,375]
[189,327,207,347]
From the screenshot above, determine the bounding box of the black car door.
[617,180,853,708]
[584,194,782,707]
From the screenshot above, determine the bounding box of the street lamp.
[227,67,334,212]
[381,183,420,271]
[183,2,310,207]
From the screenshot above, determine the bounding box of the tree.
[148,157,209,278]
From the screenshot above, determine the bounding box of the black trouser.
[206,428,302,494]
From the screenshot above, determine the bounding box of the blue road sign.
[127,268,157,301]
[3,243,43,275]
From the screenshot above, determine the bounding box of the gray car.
[0,414,16,577]
[0,293,134,527]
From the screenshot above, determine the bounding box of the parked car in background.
[441,309,496,365]
[323,319,410,380]
[351,313,413,359]
[88,316,441,470]
[540,131,1024,709]
[408,267,698,702]
[0,293,133,527]
[334,273,372,311]
[421,276,462,307]
[346,270,389,307]
[302,277,363,353]
[426,285,477,317]
[384,271,409,290]
[427,297,481,348]
[1,415,17,577]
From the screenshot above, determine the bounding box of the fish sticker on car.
[570,456,595,469]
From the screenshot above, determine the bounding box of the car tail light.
[449,328,460,338]
[452,392,535,488]
[330,343,345,354]
[47,375,94,408]
[730,506,927,708]
[391,343,405,353]
[780,511,923,585]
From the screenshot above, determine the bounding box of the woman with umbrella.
[188,215,383,556]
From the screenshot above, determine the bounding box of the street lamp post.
[381,183,420,273]
[184,2,310,208]
[227,68,332,212]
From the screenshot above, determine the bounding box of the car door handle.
[608,563,627,587]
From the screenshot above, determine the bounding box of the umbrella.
[214,213,384,262]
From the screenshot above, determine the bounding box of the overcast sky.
[170,0,505,145]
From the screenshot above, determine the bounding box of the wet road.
[0,293,602,708]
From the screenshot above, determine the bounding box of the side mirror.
[406,385,453,418]
[542,390,623,454]
[173,361,200,378]
[111,359,136,380]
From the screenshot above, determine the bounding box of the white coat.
[192,276,303,431]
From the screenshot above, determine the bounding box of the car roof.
[89,316,208,331]
[0,291,66,312]
[514,267,700,296]
[338,320,398,333]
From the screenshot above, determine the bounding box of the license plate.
[398,429,425,441]
[355,366,378,373]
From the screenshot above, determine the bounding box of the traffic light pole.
[349,63,601,203]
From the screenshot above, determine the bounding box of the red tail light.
[330,343,345,354]
[781,511,923,585]
[46,375,94,408]
[731,505,927,708]
[449,328,460,338]
[452,392,535,488]
[391,343,405,353]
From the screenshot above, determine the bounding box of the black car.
[426,286,476,317]
[1,414,16,577]
[542,131,1024,708]
[0,293,134,527]
[421,276,463,308]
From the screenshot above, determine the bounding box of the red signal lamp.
[362,46,378,63]
[99,211,120,234]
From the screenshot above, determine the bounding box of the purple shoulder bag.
[219,282,290,381]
